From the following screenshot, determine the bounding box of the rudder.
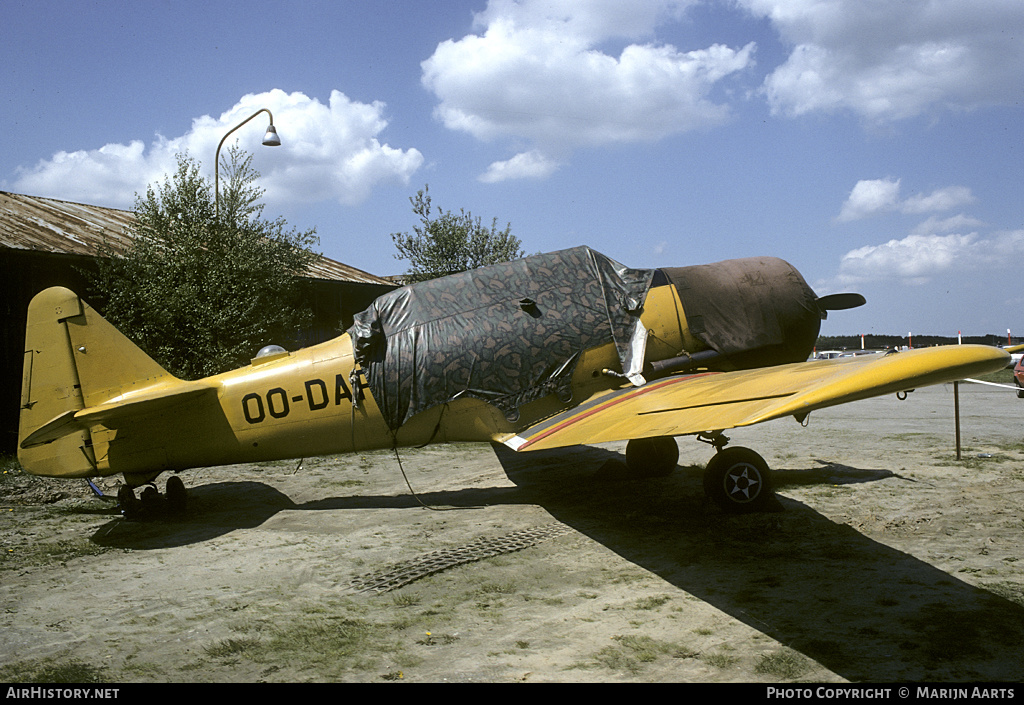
[18,287,174,477]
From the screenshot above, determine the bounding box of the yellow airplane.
[17,247,1008,517]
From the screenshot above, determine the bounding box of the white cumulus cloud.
[12,89,423,209]
[421,0,755,181]
[837,178,903,222]
[737,0,1024,122]
[838,232,979,285]
[909,213,985,236]
[901,186,975,215]
[834,225,1024,289]
[479,150,561,183]
[838,178,974,221]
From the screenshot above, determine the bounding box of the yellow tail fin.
[18,287,177,477]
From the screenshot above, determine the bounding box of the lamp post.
[214,108,281,219]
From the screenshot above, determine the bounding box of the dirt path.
[2,382,1024,682]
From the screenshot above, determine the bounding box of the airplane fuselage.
[106,278,697,482]
[18,254,827,485]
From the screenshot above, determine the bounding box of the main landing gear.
[698,432,774,513]
[117,475,188,521]
[702,445,773,513]
[625,432,775,513]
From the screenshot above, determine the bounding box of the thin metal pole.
[215,108,276,219]
[954,380,962,461]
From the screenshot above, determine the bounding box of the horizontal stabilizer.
[18,409,80,449]
[20,382,216,449]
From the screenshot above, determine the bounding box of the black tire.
[1015,379,1024,399]
[165,475,187,514]
[625,436,679,477]
[139,485,161,504]
[117,485,143,521]
[703,446,773,513]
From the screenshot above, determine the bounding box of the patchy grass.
[582,634,697,675]
[473,581,518,596]
[202,615,402,677]
[945,449,1017,469]
[0,455,98,506]
[0,657,109,684]
[0,454,23,485]
[755,648,810,679]
[702,650,739,669]
[416,631,460,646]
[391,592,421,608]
[203,636,264,660]
[2,522,112,574]
[884,432,946,445]
[633,594,673,610]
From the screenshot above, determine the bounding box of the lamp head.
[262,125,281,147]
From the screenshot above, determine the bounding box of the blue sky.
[3,0,1022,337]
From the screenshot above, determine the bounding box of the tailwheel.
[703,446,774,513]
[117,477,188,521]
[625,436,679,477]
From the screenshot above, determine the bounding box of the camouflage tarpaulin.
[661,256,820,369]
[348,246,654,431]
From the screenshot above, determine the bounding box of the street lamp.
[214,108,281,219]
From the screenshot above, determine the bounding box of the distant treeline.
[815,334,1017,350]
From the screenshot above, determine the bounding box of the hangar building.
[0,190,395,452]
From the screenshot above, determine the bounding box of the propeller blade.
[816,293,866,319]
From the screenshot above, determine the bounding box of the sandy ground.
[2,379,1024,683]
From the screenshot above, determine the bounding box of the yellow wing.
[503,345,1008,452]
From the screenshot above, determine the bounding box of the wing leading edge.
[504,345,1009,452]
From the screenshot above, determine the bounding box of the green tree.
[391,185,524,282]
[90,146,320,379]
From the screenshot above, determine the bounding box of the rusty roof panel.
[0,191,392,286]
[0,191,136,256]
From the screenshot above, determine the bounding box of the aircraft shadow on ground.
[489,444,1024,683]
[90,481,297,548]
[90,443,1024,682]
[89,478,532,549]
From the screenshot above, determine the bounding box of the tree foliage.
[90,147,320,380]
[391,185,524,283]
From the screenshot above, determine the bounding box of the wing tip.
[503,436,529,451]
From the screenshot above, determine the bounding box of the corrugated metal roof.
[0,190,392,286]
